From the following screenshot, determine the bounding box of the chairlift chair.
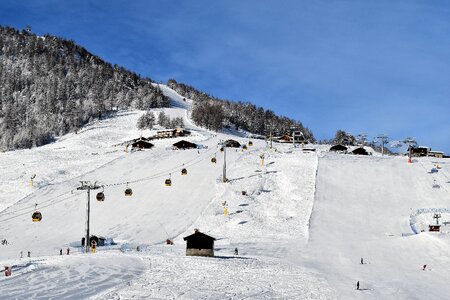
[124,183,133,196]
[242,145,247,150]
[211,157,217,163]
[248,141,253,146]
[32,204,42,222]
[181,168,187,175]
[220,147,224,152]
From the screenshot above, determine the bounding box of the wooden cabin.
[131,140,154,149]
[428,151,444,158]
[409,146,430,157]
[173,140,198,150]
[429,225,441,232]
[183,230,216,257]
[225,139,241,148]
[352,147,369,155]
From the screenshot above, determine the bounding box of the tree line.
[167,79,315,141]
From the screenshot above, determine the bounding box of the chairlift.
[96,187,105,202]
[165,174,172,186]
[32,204,42,222]
[124,183,133,196]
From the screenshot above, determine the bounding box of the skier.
[20,251,23,259]
[356,281,360,290]
[360,258,364,264]
[67,248,70,255]
[422,264,427,271]
[27,251,31,258]
[234,248,238,255]
[60,249,62,255]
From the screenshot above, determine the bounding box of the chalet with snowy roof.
[131,139,154,150]
[329,144,348,153]
[183,229,216,257]
[409,146,430,157]
[173,140,197,150]
[352,147,369,155]
[278,134,292,143]
[224,139,241,148]
[428,151,444,158]
[155,128,189,139]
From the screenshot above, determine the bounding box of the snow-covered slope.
[1,85,449,299]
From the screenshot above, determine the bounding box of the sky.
[1,0,449,153]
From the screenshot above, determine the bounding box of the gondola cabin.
[96,192,105,201]
[183,229,216,257]
[32,211,42,222]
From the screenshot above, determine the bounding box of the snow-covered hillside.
[1,85,449,299]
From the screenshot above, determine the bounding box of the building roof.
[173,140,197,149]
[183,231,216,241]
[330,144,348,151]
[224,139,241,147]
[352,147,369,155]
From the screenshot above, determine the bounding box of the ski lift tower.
[77,181,101,253]
[265,122,275,149]
[375,134,389,156]
[429,213,441,232]
[403,137,417,162]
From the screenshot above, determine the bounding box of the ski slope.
[0,85,449,299]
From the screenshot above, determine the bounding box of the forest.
[0,26,169,150]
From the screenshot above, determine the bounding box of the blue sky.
[1,0,449,153]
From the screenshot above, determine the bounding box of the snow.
[0,85,449,299]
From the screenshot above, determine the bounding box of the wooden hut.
[329,144,348,152]
[81,235,106,247]
[224,139,241,148]
[183,230,216,257]
[173,140,198,150]
[352,147,369,155]
[131,140,154,149]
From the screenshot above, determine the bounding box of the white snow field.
[0,85,449,299]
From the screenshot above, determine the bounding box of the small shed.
[81,235,106,247]
[183,229,216,257]
[278,134,292,143]
[173,140,198,150]
[132,140,154,149]
[329,144,348,152]
[225,139,241,148]
[429,225,441,232]
[352,147,369,155]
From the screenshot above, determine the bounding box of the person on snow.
[234,248,238,255]
[422,264,427,271]
[356,281,360,290]
[360,258,364,264]
[60,249,62,255]
[67,248,70,255]
[27,251,31,258]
